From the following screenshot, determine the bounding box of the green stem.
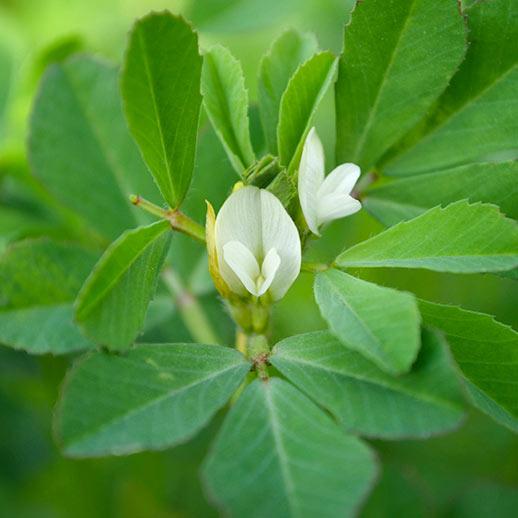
[301,261,330,273]
[169,210,206,243]
[236,328,248,356]
[234,330,269,382]
[129,194,168,218]
[130,194,206,243]
[162,268,220,345]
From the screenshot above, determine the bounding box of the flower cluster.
[208,128,362,303]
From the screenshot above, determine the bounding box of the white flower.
[214,186,301,300]
[298,127,362,236]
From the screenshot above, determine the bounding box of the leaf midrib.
[137,28,176,202]
[65,361,246,449]
[464,377,518,424]
[278,52,336,169]
[274,353,461,412]
[57,65,136,232]
[322,277,391,366]
[77,224,167,319]
[390,64,518,169]
[205,50,250,170]
[63,64,136,215]
[263,383,299,515]
[350,0,418,163]
[339,252,518,264]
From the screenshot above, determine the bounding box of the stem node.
[130,194,206,242]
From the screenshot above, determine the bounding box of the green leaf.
[75,220,171,350]
[0,239,97,354]
[364,161,518,226]
[385,0,518,175]
[121,12,203,208]
[497,268,518,282]
[278,51,337,173]
[419,300,518,432]
[203,378,377,518]
[29,56,158,242]
[463,380,518,433]
[55,343,249,456]
[201,45,255,174]
[361,198,424,228]
[271,330,465,439]
[258,30,318,155]
[315,270,420,374]
[0,205,62,252]
[335,0,466,171]
[336,201,518,273]
[30,34,84,84]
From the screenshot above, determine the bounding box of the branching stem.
[162,268,219,345]
[130,194,206,243]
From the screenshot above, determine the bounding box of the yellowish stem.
[130,194,205,243]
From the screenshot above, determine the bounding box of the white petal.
[215,187,263,295]
[260,190,301,300]
[298,127,325,235]
[215,186,301,301]
[317,193,362,226]
[257,247,281,296]
[318,163,361,198]
[223,241,261,296]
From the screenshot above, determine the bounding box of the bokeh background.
[1,0,517,516]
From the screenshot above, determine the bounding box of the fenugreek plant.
[1,0,517,515]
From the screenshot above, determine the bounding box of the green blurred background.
[1,0,517,516]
